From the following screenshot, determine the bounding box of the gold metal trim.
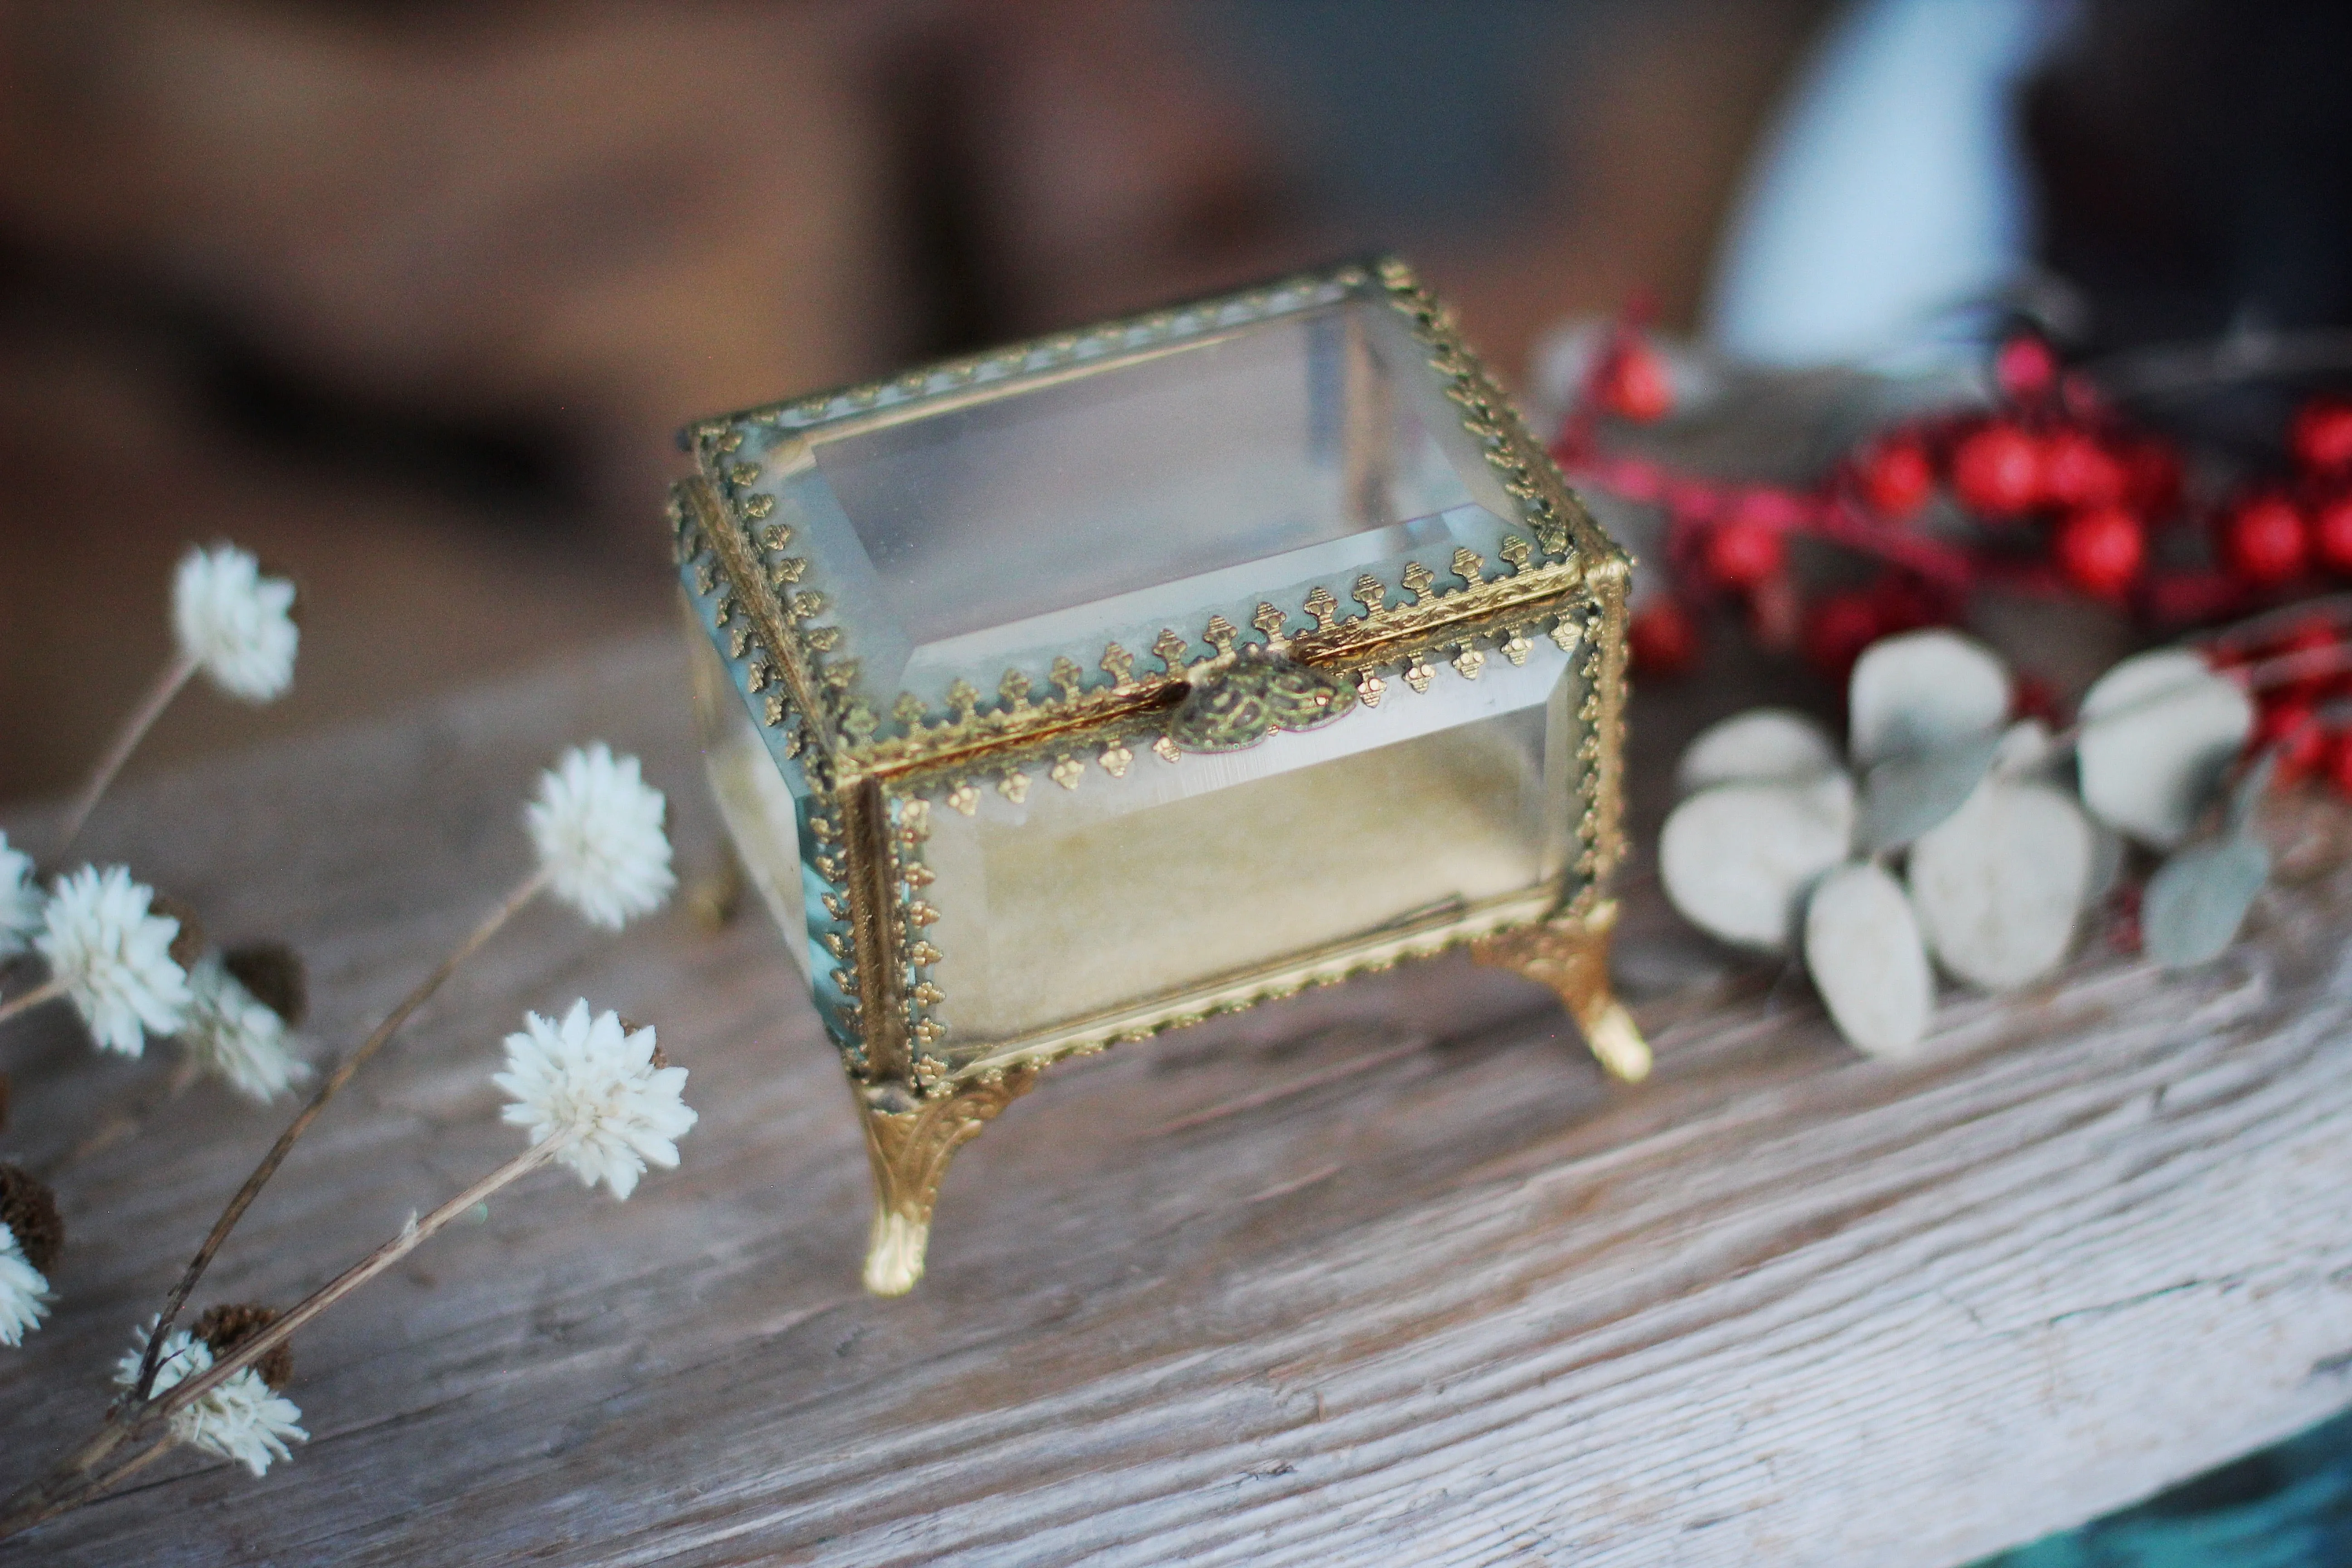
[683,257,1629,790]
[858,1068,1039,1295]
[1470,899,1649,1081]
[841,777,910,1083]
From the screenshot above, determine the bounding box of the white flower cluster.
[35,866,192,1056]
[172,545,299,703]
[116,1322,307,1477]
[180,956,309,1102]
[1661,631,2255,1056]
[0,1223,50,1347]
[527,745,675,931]
[495,1001,696,1199]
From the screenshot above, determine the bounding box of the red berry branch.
[1553,314,2352,797]
[1562,315,2352,681]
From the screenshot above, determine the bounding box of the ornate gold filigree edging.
[841,779,910,1083]
[1566,567,1631,917]
[1370,256,1626,578]
[691,269,1365,442]
[888,795,954,1094]
[682,257,1627,786]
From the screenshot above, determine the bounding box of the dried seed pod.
[1674,709,1841,797]
[1848,630,2011,767]
[1661,774,1855,954]
[195,1302,294,1391]
[222,941,309,1028]
[149,895,208,971]
[0,1165,63,1274]
[1804,862,1934,1057]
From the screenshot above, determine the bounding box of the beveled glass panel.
[736,289,1527,719]
[913,646,1580,1053]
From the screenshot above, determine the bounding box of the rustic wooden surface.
[4,633,2351,1566]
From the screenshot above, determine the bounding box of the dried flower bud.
[222,941,308,1028]
[194,1302,294,1392]
[0,1165,63,1274]
[149,894,208,971]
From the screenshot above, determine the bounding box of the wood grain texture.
[4,634,2350,1566]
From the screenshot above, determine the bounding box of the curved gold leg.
[1470,899,1651,1082]
[857,1067,1039,1295]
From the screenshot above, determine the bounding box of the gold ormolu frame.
[672,258,1644,1294]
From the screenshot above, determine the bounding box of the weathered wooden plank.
[3,635,2348,1566]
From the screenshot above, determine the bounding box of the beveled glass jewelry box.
[669,258,1642,1294]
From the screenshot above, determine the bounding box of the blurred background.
[3,0,2348,803]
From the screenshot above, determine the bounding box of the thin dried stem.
[57,654,197,858]
[0,976,66,1029]
[133,866,550,1400]
[0,1137,564,1542]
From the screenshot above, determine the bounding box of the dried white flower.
[495,1000,696,1199]
[0,833,39,957]
[526,744,675,929]
[115,1321,307,1476]
[180,956,309,1102]
[172,544,299,703]
[0,1224,51,1347]
[35,866,192,1056]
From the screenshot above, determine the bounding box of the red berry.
[2257,700,2327,783]
[1950,422,2043,518]
[2053,506,2145,596]
[1801,591,1882,681]
[2291,397,2352,474]
[2039,430,2127,509]
[1703,517,1786,589]
[1597,340,1672,423]
[2310,492,2352,575]
[2220,495,2309,585]
[2328,730,2352,798]
[1857,438,1935,518]
[2121,440,2184,519]
[1995,335,2058,402]
[1628,600,1700,676]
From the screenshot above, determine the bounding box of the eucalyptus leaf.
[1848,630,2011,767]
[1907,778,2092,990]
[1859,735,2001,853]
[1804,861,1935,1057]
[2077,650,2254,849]
[2143,834,2270,970]
[2225,750,2278,838]
[1660,775,1855,954]
[1675,709,1842,798]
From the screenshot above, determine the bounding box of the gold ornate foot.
[1470,899,1651,1082]
[857,1067,1039,1295]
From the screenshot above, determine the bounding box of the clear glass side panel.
[737,288,1529,721]
[916,650,1583,1054]
[682,618,869,1049]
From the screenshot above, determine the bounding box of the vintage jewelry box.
[670,257,1642,1294]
